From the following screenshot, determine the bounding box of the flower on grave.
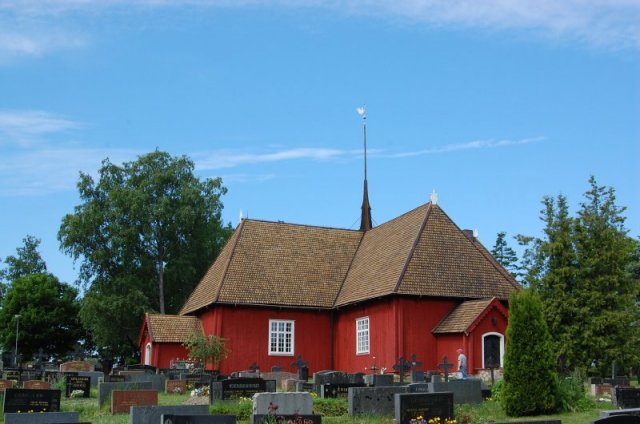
[173,386,184,394]
[410,415,426,424]
[70,389,85,398]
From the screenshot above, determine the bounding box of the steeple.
[357,106,372,231]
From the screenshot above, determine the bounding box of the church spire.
[357,106,372,231]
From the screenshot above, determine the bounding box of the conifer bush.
[502,289,559,416]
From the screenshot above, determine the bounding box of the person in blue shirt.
[456,348,468,379]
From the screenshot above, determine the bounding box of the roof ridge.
[331,230,366,307]
[393,202,433,293]
[214,219,246,303]
[240,218,360,233]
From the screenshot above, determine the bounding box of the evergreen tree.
[502,289,559,416]
[533,195,580,371]
[573,176,639,373]
[491,232,519,278]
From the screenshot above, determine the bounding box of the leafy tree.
[183,334,229,370]
[0,273,82,360]
[572,176,639,373]
[502,289,559,416]
[58,150,232,359]
[491,232,519,278]
[0,235,47,284]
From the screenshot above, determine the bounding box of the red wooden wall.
[199,305,334,374]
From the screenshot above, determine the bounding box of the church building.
[139,119,520,376]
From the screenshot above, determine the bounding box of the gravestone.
[252,392,313,415]
[3,411,82,424]
[166,379,188,394]
[76,370,104,387]
[495,421,561,424]
[437,356,454,383]
[22,380,50,389]
[210,378,276,401]
[394,392,454,424]
[0,378,16,389]
[107,374,127,382]
[162,415,237,424]
[111,389,158,414]
[65,375,91,398]
[129,404,209,424]
[59,361,94,372]
[431,378,483,405]
[291,355,309,381]
[314,371,349,386]
[592,416,640,424]
[252,415,321,424]
[363,374,394,387]
[407,383,430,393]
[320,383,365,399]
[614,387,640,409]
[348,386,408,416]
[2,388,61,413]
[393,356,411,384]
[410,354,424,383]
[98,381,153,406]
[126,372,166,391]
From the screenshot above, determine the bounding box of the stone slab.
[98,381,153,406]
[166,379,188,394]
[77,370,104,387]
[394,392,454,424]
[348,386,408,416]
[363,374,394,387]
[65,375,91,398]
[252,414,321,424]
[253,392,313,415]
[614,387,640,409]
[126,373,167,391]
[4,411,80,424]
[112,389,158,414]
[601,409,640,418]
[60,361,94,372]
[592,416,640,424]
[2,388,61,413]
[431,378,483,405]
[22,380,50,389]
[211,378,276,401]
[161,415,237,424]
[129,404,209,424]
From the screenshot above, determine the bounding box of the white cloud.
[1,0,639,51]
[379,136,545,159]
[195,147,355,170]
[0,110,81,147]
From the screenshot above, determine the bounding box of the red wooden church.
[139,181,520,376]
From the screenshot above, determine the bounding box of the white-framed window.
[482,332,505,368]
[269,320,295,355]
[145,343,152,366]
[356,317,370,354]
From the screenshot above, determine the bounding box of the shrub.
[502,289,559,416]
[313,398,348,416]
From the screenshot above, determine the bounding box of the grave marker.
[2,388,61,413]
[162,415,237,424]
[166,379,188,394]
[59,361,94,372]
[22,380,50,389]
[3,411,83,424]
[614,387,640,409]
[291,355,309,381]
[130,404,209,424]
[111,389,158,414]
[0,379,16,389]
[211,378,276,401]
[394,392,454,424]
[65,375,91,398]
[437,356,454,383]
[393,356,411,384]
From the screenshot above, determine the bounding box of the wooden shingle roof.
[145,313,203,343]
[180,202,520,314]
[180,219,362,314]
[432,297,508,334]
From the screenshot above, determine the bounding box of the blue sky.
[1,1,639,285]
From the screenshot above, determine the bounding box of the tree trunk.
[158,257,165,314]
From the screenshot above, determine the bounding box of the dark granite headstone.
[211,378,274,401]
[592,415,640,424]
[162,415,237,424]
[394,392,454,424]
[320,383,365,398]
[614,387,640,409]
[130,405,209,424]
[2,388,61,413]
[3,411,83,424]
[590,377,604,385]
[349,386,408,416]
[65,375,91,398]
[407,383,430,393]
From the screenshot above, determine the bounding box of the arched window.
[482,332,504,368]
[145,343,152,366]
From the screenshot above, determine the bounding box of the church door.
[483,334,501,368]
